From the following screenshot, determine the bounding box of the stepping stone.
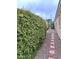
[48,57,55,59]
[50,45,55,48]
[49,50,55,54]
[50,42,54,44]
[51,40,54,41]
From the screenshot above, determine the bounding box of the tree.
[46,19,52,28]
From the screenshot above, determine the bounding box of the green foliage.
[46,19,52,28]
[17,8,47,59]
[51,22,54,29]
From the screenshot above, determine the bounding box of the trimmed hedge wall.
[17,8,47,59]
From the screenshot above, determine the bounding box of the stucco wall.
[54,15,61,38]
[54,0,61,38]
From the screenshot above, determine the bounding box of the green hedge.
[17,8,47,59]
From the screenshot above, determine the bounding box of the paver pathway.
[35,29,61,59]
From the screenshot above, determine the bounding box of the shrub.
[17,8,47,59]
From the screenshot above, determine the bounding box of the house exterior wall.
[54,0,61,38]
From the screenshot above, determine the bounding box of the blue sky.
[17,0,59,21]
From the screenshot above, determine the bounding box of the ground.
[35,29,61,59]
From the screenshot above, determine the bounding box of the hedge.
[17,8,47,59]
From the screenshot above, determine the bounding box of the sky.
[17,0,59,21]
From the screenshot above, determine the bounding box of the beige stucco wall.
[54,0,61,38]
[54,15,61,38]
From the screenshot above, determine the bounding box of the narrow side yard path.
[35,29,61,59]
